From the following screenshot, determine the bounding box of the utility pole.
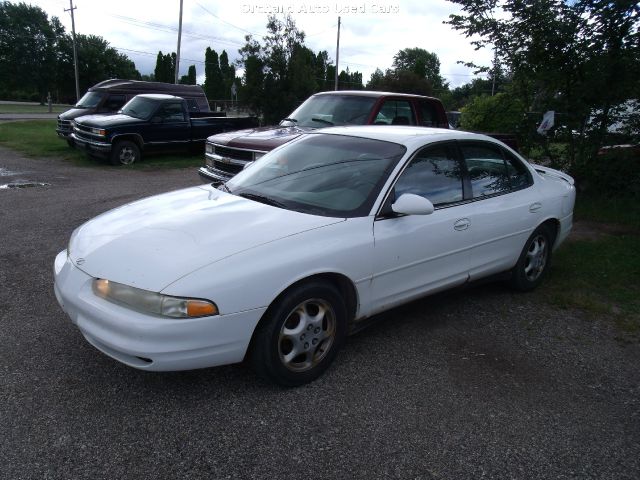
[334,16,341,91]
[175,0,184,84]
[65,0,80,102]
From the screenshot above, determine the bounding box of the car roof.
[135,93,181,100]
[312,90,439,101]
[312,125,499,150]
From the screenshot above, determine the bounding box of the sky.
[33,0,493,89]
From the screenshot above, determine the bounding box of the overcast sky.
[34,0,492,88]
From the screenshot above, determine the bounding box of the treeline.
[0,2,140,103]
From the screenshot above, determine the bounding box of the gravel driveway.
[1,146,639,479]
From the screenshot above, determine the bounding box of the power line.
[106,13,245,48]
[194,1,261,37]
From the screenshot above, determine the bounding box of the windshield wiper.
[238,192,286,209]
[311,117,334,126]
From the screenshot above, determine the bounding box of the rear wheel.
[510,224,554,291]
[250,282,347,387]
[110,140,140,166]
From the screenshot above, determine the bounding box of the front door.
[369,143,471,314]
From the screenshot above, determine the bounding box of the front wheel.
[510,224,555,291]
[110,140,140,166]
[249,282,347,387]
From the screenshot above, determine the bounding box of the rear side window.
[460,143,531,198]
[418,101,441,127]
[394,144,463,205]
[186,98,200,112]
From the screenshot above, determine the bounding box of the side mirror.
[391,193,434,216]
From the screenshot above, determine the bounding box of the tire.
[510,224,555,292]
[250,282,347,387]
[110,140,140,166]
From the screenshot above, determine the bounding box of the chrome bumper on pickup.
[198,152,247,183]
[71,133,112,157]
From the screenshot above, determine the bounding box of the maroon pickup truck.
[198,90,451,183]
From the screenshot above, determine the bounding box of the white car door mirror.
[391,193,435,216]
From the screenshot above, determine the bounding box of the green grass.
[574,193,640,228]
[0,119,202,169]
[0,103,70,114]
[541,190,640,335]
[544,235,640,335]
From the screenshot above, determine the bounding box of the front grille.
[58,119,72,131]
[212,145,253,161]
[212,160,242,175]
[75,123,93,134]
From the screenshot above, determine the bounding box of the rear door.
[457,141,539,279]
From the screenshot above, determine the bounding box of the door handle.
[454,218,470,231]
[529,202,542,213]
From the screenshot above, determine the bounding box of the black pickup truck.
[71,94,258,165]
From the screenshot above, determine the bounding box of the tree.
[447,0,640,168]
[459,92,524,133]
[392,47,448,92]
[235,15,361,121]
[219,50,236,99]
[0,2,62,101]
[204,47,224,99]
[366,68,434,96]
[180,65,196,85]
[154,51,175,83]
[56,34,139,99]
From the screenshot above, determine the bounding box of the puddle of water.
[0,181,51,189]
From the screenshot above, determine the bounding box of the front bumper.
[198,166,231,184]
[53,250,264,371]
[71,133,111,158]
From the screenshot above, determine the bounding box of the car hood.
[74,114,144,128]
[207,125,315,151]
[68,185,344,292]
[59,108,95,121]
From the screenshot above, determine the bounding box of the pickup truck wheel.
[250,282,347,387]
[110,140,140,166]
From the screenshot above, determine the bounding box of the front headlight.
[92,279,218,318]
[91,128,107,136]
[205,143,214,154]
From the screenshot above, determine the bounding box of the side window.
[104,95,126,111]
[418,101,439,127]
[186,98,199,112]
[158,102,186,122]
[374,100,415,126]
[502,150,533,190]
[394,144,463,205]
[460,143,510,198]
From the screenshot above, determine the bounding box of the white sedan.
[54,126,575,386]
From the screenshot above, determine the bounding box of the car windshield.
[281,95,377,128]
[119,97,157,120]
[226,133,406,218]
[75,91,104,109]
